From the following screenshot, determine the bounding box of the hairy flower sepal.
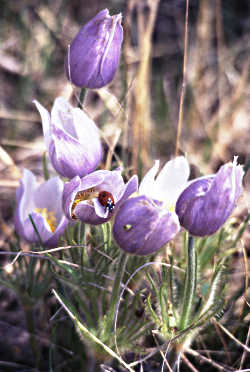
[15,169,68,247]
[63,168,138,225]
[113,196,180,255]
[33,97,102,178]
[176,158,244,236]
[66,9,123,89]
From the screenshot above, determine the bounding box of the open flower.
[63,168,138,225]
[15,169,68,247]
[113,157,190,255]
[33,97,102,179]
[175,157,244,236]
[65,9,123,89]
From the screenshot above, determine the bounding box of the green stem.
[78,87,86,108]
[179,235,197,330]
[103,252,128,339]
[21,299,40,368]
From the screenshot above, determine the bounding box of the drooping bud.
[65,9,123,89]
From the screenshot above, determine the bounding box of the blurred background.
[0,0,249,369]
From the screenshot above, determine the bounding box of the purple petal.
[65,9,123,88]
[15,170,68,247]
[176,159,244,236]
[113,196,180,255]
[49,126,102,178]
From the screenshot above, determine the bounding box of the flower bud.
[113,196,180,255]
[15,169,68,247]
[65,9,123,89]
[33,97,102,179]
[175,158,244,236]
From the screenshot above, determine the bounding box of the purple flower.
[63,168,138,225]
[65,9,123,89]
[15,169,68,247]
[175,157,244,236]
[33,97,102,178]
[113,196,180,255]
[113,157,190,255]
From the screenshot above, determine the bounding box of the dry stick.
[132,0,160,172]
[212,318,232,364]
[214,320,250,353]
[240,325,250,370]
[175,0,189,156]
[186,348,232,372]
[181,353,199,372]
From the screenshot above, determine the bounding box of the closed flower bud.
[15,170,68,247]
[175,157,244,236]
[33,97,102,179]
[63,168,138,225]
[65,9,123,89]
[113,196,180,255]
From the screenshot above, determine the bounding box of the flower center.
[71,188,98,218]
[35,208,57,232]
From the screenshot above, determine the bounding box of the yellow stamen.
[71,187,98,218]
[35,208,57,233]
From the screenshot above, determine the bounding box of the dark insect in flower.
[98,191,115,213]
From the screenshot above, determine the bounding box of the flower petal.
[51,97,77,137]
[176,159,244,236]
[49,126,101,178]
[65,9,123,88]
[33,100,51,149]
[139,160,160,198]
[155,156,190,205]
[113,195,180,255]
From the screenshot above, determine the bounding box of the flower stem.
[179,235,197,330]
[103,252,128,340]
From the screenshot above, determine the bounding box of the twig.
[175,0,189,156]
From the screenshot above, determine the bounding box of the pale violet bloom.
[63,168,138,225]
[176,157,244,236]
[33,97,103,178]
[65,9,123,89]
[113,157,189,255]
[15,169,68,247]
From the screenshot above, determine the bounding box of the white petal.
[34,176,64,221]
[19,169,37,221]
[33,100,51,150]
[93,198,109,218]
[139,160,160,198]
[155,156,190,204]
[51,97,77,138]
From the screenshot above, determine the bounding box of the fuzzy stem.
[103,252,128,339]
[179,235,197,330]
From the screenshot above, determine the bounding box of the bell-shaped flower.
[113,157,190,255]
[65,9,123,89]
[175,157,244,236]
[33,97,102,179]
[63,168,138,225]
[15,169,68,247]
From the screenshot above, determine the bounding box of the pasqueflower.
[175,157,244,236]
[63,168,138,225]
[113,157,190,255]
[65,9,123,89]
[33,97,102,178]
[15,169,68,247]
